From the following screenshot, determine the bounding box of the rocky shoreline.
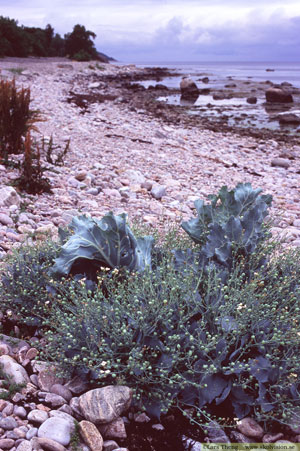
[0,58,300,255]
[0,58,300,450]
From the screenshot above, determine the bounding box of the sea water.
[128,61,300,133]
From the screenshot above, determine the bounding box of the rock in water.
[79,386,132,424]
[180,76,199,98]
[265,87,293,103]
[278,113,300,125]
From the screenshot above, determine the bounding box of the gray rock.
[134,413,151,423]
[278,113,300,125]
[38,417,72,446]
[263,433,284,443]
[0,415,18,430]
[141,181,153,191]
[33,437,67,451]
[50,384,72,402]
[246,97,257,104]
[271,158,290,169]
[99,417,127,439]
[58,404,73,415]
[207,421,231,443]
[152,424,165,431]
[49,410,76,429]
[88,82,101,89]
[27,409,49,424]
[7,426,26,439]
[44,393,66,407]
[0,186,21,208]
[266,87,293,103]
[0,343,11,355]
[79,385,132,424]
[0,213,14,226]
[236,417,264,439]
[86,188,99,195]
[16,441,33,451]
[230,431,255,443]
[69,397,83,418]
[3,402,14,416]
[180,77,199,97]
[0,335,29,354]
[26,428,38,440]
[103,440,119,451]
[79,420,104,451]
[0,438,15,449]
[151,184,166,200]
[182,437,202,451]
[14,405,27,418]
[124,169,146,184]
[37,367,63,392]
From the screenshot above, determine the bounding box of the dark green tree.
[64,24,98,60]
[0,16,29,57]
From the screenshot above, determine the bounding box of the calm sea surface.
[133,61,300,89]
[125,61,300,133]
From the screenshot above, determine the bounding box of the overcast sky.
[1,0,300,62]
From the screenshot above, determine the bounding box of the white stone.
[0,355,30,385]
[38,417,72,446]
[0,186,21,208]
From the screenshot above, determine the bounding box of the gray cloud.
[0,1,299,61]
[106,11,300,62]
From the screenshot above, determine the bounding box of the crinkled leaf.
[143,399,163,420]
[51,213,154,277]
[157,353,173,371]
[181,183,272,255]
[220,316,238,332]
[231,386,254,405]
[136,236,155,271]
[225,216,243,242]
[257,382,275,413]
[215,382,232,405]
[250,356,272,383]
[180,385,199,405]
[200,374,228,404]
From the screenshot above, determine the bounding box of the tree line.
[0,16,105,61]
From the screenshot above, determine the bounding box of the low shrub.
[0,238,59,328]
[41,243,300,428]
[1,182,299,432]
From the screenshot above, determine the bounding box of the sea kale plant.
[179,183,273,282]
[41,243,300,428]
[51,212,155,281]
[2,182,300,432]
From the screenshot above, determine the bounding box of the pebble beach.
[0,58,300,450]
[0,57,300,253]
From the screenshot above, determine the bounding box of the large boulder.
[277,113,300,125]
[79,386,132,424]
[180,76,199,98]
[265,87,293,103]
[0,355,30,385]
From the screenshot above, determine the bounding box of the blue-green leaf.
[51,213,154,277]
